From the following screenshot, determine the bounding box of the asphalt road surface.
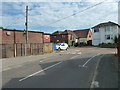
[2,47,118,88]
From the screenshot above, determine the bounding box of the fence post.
[52,43,54,52]
[5,44,6,58]
[21,43,22,56]
[43,43,45,53]
[14,43,17,57]
[0,44,2,58]
[37,43,39,54]
[30,43,32,55]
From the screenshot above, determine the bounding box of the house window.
[61,35,65,38]
[54,36,56,38]
[105,35,110,40]
[105,26,111,32]
[110,35,114,39]
[94,28,99,33]
[105,35,114,40]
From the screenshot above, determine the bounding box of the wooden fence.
[0,43,53,58]
[43,43,53,53]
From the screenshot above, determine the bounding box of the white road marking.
[40,60,46,62]
[90,55,104,88]
[70,55,78,59]
[70,52,76,54]
[77,52,82,54]
[70,52,82,59]
[2,67,11,72]
[79,65,87,68]
[80,53,100,67]
[91,81,99,88]
[19,61,63,82]
[40,59,49,62]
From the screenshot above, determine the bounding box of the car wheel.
[66,47,68,50]
[58,47,61,50]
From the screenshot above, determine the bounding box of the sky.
[1,0,119,33]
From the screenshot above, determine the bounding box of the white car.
[56,43,68,50]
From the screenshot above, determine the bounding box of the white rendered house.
[92,21,120,45]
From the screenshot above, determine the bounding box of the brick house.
[51,30,77,46]
[51,29,92,46]
[0,27,43,44]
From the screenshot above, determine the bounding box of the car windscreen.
[56,44,61,46]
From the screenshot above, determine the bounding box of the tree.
[114,36,118,44]
[113,36,118,55]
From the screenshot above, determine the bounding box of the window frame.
[61,35,65,38]
[105,26,111,32]
[105,35,111,40]
[53,36,56,38]
[94,28,99,33]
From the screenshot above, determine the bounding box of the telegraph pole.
[25,6,28,56]
[26,6,28,44]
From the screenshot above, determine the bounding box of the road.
[2,47,118,88]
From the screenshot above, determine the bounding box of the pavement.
[1,51,60,71]
[1,47,119,88]
[90,54,119,88]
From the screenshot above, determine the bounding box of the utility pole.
[25,6,28,56]
[26,6,28,44]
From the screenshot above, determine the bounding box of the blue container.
[54,44,57,50]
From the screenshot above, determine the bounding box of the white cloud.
[1,1,119,33]
[84,0,119,3]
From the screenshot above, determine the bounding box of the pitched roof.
[73,29,90,38]
[92,21,120,28]
[52,31,63,35]
[62,30,77,37]
[62,30,73,34]
[52,29,90,38]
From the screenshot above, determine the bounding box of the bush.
[99,42,116,48]
[99,43,114,46]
